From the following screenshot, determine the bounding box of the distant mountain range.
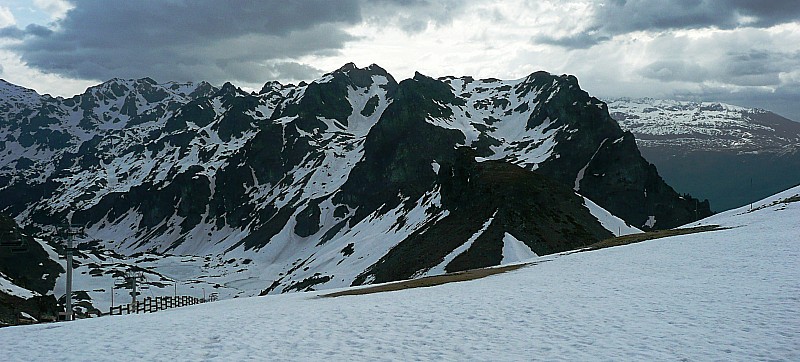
[0,64,711,320]
[608,98,800,211]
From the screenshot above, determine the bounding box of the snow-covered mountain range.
[0,64,709,316]
[607,98,800,211]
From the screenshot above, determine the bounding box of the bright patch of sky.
[1,0,70,27]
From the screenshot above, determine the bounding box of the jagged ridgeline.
[0,63,710,291]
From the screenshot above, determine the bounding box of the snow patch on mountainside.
[248,189,450,293]
[500,232,538,264]
[583,196,642,236]
[574,138,608,191]
[0,79,42,113]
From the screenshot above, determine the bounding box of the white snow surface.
[3,187,798,361]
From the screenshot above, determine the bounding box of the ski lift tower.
[116,267,146,310]
[59,224,84,321]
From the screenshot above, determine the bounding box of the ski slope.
[2,187,798,361]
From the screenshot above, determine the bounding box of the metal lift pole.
[61,224,84,321]
[131,270,138,308]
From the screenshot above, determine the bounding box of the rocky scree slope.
[0,64,708,294]
[608,98,800,211]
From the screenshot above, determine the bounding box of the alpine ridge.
[0,64,709,312]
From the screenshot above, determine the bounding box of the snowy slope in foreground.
[684,184,800,228]
[2,189,798,360]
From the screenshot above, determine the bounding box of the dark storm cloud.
[541,0,800,49]
[0,26,24,39]
[0,0,468,84]
[0,24,52,39]
[534,31,610,49]
[595,0,800,34]
[1,0,363,83]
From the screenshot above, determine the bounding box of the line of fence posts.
[109,295,206,315]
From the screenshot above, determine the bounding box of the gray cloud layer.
[2,0,364,84]
[538,0,800,48]
[640,50,799,86]
[0,0,465,85]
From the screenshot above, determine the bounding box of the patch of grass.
[582,225,726,251]
[320,263,533,298]
[783,195,800,203]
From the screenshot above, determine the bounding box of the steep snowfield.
[3,187,797,360]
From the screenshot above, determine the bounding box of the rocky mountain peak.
[337,62,358,72]
[218,81,244,97]
[259,80,284,95]
[0,79,42,110]
[412,71,430,81]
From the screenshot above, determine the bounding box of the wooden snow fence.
[108,295,205,315]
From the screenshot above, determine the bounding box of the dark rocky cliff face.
[580,132,711,228]
[355,148,614,284]
[0,65,710,294]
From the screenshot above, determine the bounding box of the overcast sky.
[1,0,799,120]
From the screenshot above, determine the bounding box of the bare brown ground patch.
[321,224,726,298]
[320,263,532,298]
[581,225,726,251]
